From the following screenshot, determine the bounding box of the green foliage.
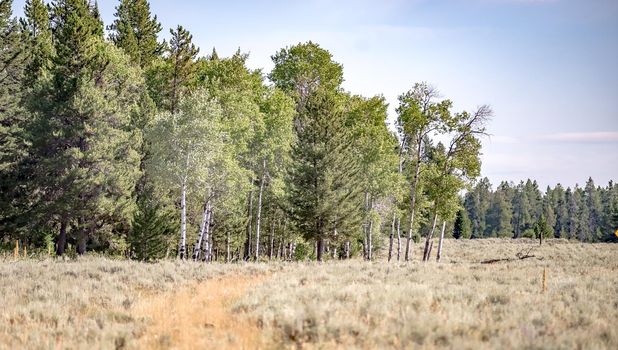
[0,0,28,235]
[108,0,164,68]
[453,208,472,239]
[288,88,362,260]
[129,196,177,261]
[270,41,344,104]
[533,216,552,239]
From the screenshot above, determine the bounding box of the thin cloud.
[539,132,618,143]
[489,135,520,144]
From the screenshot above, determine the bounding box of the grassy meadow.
[0,239,616,349]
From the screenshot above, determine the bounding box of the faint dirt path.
[134,274,268,350]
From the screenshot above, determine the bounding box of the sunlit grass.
[0,239,616,349]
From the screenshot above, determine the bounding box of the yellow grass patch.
[134,274,268,350]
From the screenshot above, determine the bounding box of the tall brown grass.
[0,239,616,349]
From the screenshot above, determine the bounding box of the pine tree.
[584,177,603,241]
[575,186,590,241]
[552,184,568,238]
[108,0,164,68]
[21,0,54,85]
[453,208,471,239]
[486,186,513,237]
[288,88,362,261]
[166,25,199,113]
[565,187,579,239]
[90,0,104,37]
[464,177,491,238]
[0,0,28,234]
[511,181,533,238]
[26,0,144,255]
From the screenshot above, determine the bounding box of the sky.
[11,0,618,190]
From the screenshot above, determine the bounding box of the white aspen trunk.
[179,180,187,259]
[436,220,446,262]
[368,219,373,261]
[332,226,338,259]
[202,202,212,262]
[345,241,350,259]
[244,188,254,260]
[427,240,434,260]
[363,192,370,260]
[396,217,402,261]
[193,202,210,261]
[422,211,438,262]
[388,213,395,262]
[405,140,423,261]
[255,161,266,260]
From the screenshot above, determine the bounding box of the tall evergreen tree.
[584,177,603,241]
[453,207,472,239]
[0,0,27,235]
[464,177,491,238]
[165,25,198,113]
[108,0,164,68]
[21,0,54,85]
[565,187,579,239]
[288,88,362,262]
[486,183,513,237]
[25,0,144,255]
[552,184,568,238]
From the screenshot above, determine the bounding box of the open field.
[1,239,616,349]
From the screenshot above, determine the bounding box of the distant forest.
[460,178,618,242]
[1,0,616,262]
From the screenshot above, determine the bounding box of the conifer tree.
[166,25,199,113]
[288,88,362,261]
[0,0,27,234]
[453,208,471,239]
[108,0,164,68]
[21,0,54,85]
[26,0,144,255]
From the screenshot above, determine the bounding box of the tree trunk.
[76,227,87,256]
[422,211,439,262]
[56,219,67,257]
[317,238,325,262]
[367,217,373,261]
[388,213,395,262]
[427,240,434,260]
[396,217,402,261]
[193,202,210,261]
[201,202,212,262]
[436,220,446,262]
[332,225,338,259]
[244,188,254,260]
[254,163,266,260]
[226,230,231,263]
[268,219,275,260]
[405,140,423,261]
[179,180,187,259]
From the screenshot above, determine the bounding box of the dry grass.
[134,274,267,350]
[0,257,271,349]
[237,239,618,349]
[0,239,616,349]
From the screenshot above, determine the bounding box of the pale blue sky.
[12,0,618,189]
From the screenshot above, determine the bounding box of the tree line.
[1,0,613,262]
[458,177,618,242]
